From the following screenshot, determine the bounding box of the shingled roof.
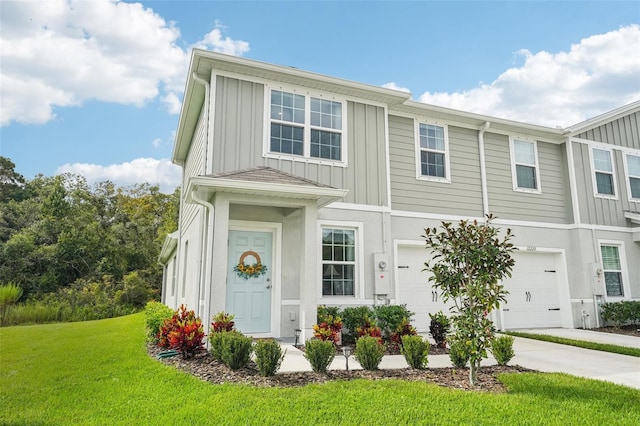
[202,166,335,188]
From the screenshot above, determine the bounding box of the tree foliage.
[0,156,180,318]
[422,214,515,386]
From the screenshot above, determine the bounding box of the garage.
[501,251,562,329]
[396,244,452,333]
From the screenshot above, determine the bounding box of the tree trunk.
[469,359,479,386]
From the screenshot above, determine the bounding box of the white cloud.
[382,82,411,93]
[151,138,162,148]
[417,25,640,127]
[0,0,249,126]
[57,158,181,193]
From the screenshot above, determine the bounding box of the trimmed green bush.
[354,336,386,370]
[144,301,173,342]
[491,335,515,366]
[401,335,429,369]
[219,331,253,370]
[373,304,414,340]
[208,330,227,361]
[449,338,470,368]
[601,301,640,327]
[341,306,374,343]
[254,339,286,376]
[303,339,335,373]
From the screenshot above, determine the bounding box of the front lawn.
[1,314,639,425]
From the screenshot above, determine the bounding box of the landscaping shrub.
[373,304,414,340]
[208,330,227,361]
[313,307,342,345]
[390,317,417,350]
[144,301,173,342]
[401,335,429,369]
[354,336,386,370]
[317,305,341,322]
[429,311,451,348]
[448,337,470,368]
[158,305,205,359]
[254,339,286,376]
[356,319,383,345]
[601,301,640,327]
[341,306,374,343]
[220,331,253,370]
[211,311,235,332]
[303,339,335,373]
[491,335,515,366]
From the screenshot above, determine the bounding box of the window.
[417,122,449,181]
[268,89,344,162]
[511,139,540,191]
[625,153,640,199]
[592,148,615,196]
[600,245,624,297]
[321,228,355,296]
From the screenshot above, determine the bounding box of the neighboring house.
[159,49,640,340]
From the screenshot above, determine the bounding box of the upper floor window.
[592,148,616,197]
[321,228,356,296]
[510,139,540,192]
[600,244,624,297]
[625,153,640,200]
[417,122,450,182]
[268,89,344,162]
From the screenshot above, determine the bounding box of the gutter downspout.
[191,187,215,335]
[192,73,211,174]
[478,121,491,216]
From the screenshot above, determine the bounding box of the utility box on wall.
[374,253,390,296]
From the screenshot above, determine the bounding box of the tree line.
[0,156,179,324]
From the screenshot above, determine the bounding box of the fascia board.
[566,100,640,136]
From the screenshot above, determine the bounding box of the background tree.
[422,214,516,386]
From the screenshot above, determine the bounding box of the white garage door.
[397,245,452,333]
[502,251,562,329]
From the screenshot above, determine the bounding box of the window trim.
[509,137,542,194]
[589,146,618,199]
[317,221,364,300]
[264,84,348,167]
[598,240,630,301]
[414,120,451,183]
[623,152,640,202]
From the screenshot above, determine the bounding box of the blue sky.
[1,0,639,192]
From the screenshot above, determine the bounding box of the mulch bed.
[592,325,640,337]
[147,344,532,392]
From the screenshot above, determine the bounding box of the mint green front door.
[227,230,272,333]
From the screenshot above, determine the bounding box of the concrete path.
[277,329,640,389]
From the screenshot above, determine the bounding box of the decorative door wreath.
[234,250,268,279]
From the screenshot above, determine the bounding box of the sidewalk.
[277,329,640,389]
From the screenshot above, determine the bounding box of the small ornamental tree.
[422,214,515,386]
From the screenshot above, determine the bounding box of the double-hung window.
[511,139,540,192]
[600,245,624,297]
[417,122,449,181]
[592,148,616,196]
[321,228,356,296]
[269,89,344,162]
[625,153,640,200]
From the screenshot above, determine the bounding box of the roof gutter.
[478,121,491,216]
[190,187,215,326]
[192,72,211,175]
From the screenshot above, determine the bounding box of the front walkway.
[277,329,640,389]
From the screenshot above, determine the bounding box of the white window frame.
[598,240,631,301]
[623,152,640,202]
[264,84,348,167]
[509,137,541,193]
[589,146,617,199]
[414,120,451,183]
[317,221,364,301]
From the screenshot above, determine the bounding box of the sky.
[1,0,639,193]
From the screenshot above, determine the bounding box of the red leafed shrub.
[158,305,205,359]
[211,311,235,333]
[356,320,383,345]
[390,318,417,350]
[313,313,342,344]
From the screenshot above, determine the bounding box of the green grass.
[1,315,639,425]
[505,331,640,357]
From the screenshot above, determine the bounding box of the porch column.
[209,193,230,318]
[299,200,318,342]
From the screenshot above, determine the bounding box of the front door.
[227,230,273,333]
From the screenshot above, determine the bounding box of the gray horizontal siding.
[212,76,388,206]
[576,111,640,149]
[573,142,639,226]
[389,115,483,216]
[484,133,571,223]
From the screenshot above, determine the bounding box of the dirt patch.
[148,344,531,392]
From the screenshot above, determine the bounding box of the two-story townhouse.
[159,49,639,340]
